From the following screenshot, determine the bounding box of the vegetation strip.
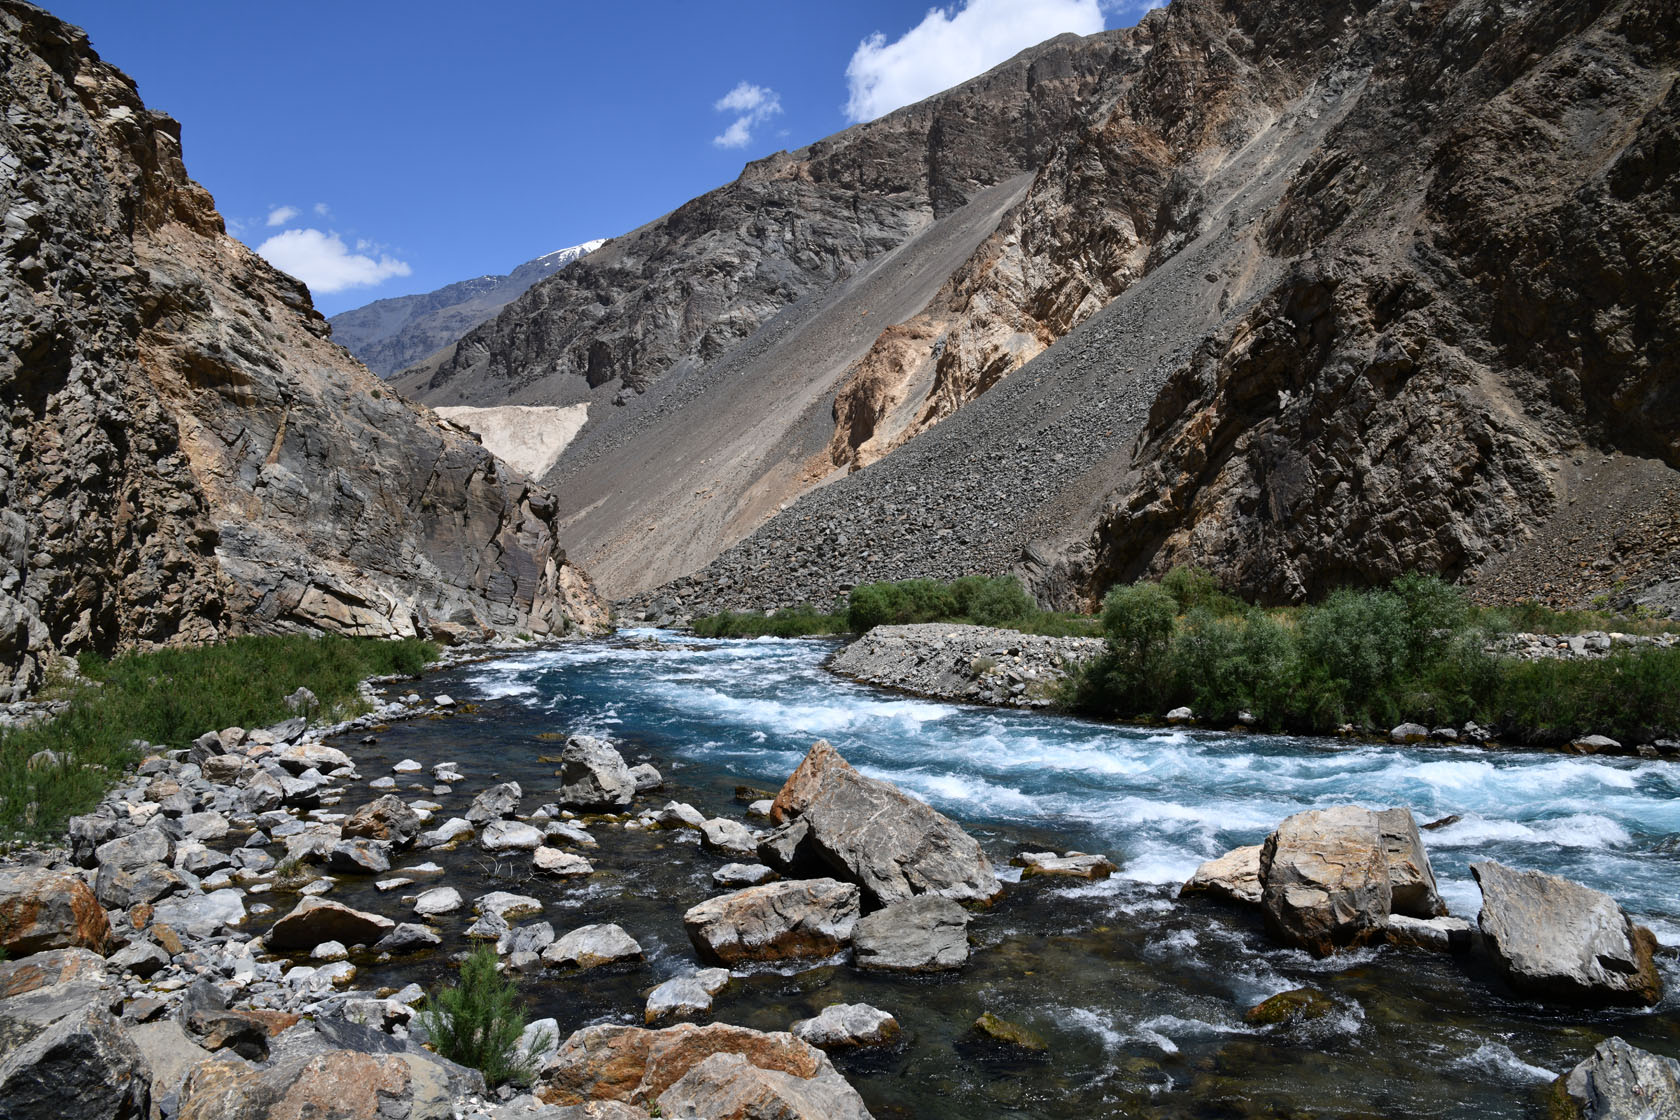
[0,635,435,843]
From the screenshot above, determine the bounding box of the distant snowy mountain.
[328,239,605,376]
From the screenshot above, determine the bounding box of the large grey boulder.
[95,825,175,873]
[644,969,732,1024]
[764,740,1001,907]
[1259,806,1391,956]
[851,895,970,972]
[1471,862,1663,1006]
[1376,807,1446,918]
[176,1047,480,1120]
[150,888,247,940]
[0,951,150,1120]
[541,924,643,970]
[683,879,860,966]
[1551,1036,1680,1119]
[466,782,523,825]
[555,736,636,810]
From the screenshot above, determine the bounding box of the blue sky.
[46,0,1157,315]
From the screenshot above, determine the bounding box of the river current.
[340,631,1680,1118]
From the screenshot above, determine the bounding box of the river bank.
[1,631,1676,1119]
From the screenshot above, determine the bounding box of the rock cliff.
[328,240,604,376]
[628,0,1679,615]
[0,1,605,698]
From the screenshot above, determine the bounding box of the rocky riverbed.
[1,632,1677,1120]
[828,623,1104,708]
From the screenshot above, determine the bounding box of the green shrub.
[1077,581,1181,716]
[847,579,959,631]
[949,575,1035,626]
[418,946,541,1086]
[1160,566,1241,616]
[0,634,436,842]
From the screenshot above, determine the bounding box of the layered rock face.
[0,1,604,695]
[421,0,1675,613]
[328,240,604,376]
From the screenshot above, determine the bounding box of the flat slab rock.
[267,897,394,951]
[1013,851,1116,879]
[683,878,859,967]
[851,895,970,972]
[766,739,1002,907]
[1472,861,1663,1006]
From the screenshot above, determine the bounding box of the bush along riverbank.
[690,575,1099,639]
[1068,572,1680,751]
[0,708,1673,1119]
[0,635,437,844]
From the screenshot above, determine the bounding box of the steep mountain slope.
[0,1,605,698]
[417,0,1677,613]
[328,240,604,375]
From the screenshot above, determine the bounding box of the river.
[337,630,1680,1118]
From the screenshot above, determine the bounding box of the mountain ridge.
[329,239,604,376]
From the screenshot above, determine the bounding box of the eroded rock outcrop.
[0,1,604,698]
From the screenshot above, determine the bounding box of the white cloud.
[313,201,330,216]
[255,228,411,294]
[712,81,782,149]
[266,204,299,227]
[844,0,1105,123]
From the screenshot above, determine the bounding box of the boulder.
[767,740,1001,907]
[713,863,776,888]
[644,969,732,1024]
[1471,862,1663,1006]
[416,817,474,848]
[1386,914,1475,953]
[961,1011,1048,1061]
[0,867,111,955]
[374,924,442,955]
[342,795,422,846]
[1389,722,1429,744]
[0,961,150,1120]
[480,821,545,852]
[537,1022,840,1110]
[1243,987,1335,1026]
[267,897,395,951]
[628,763,663,793]
[466,782,523,825]
[1375,807,1446,918]
[499,922,557,959]
[656,1050,875,1120]
[789,1003,899,1050]
[555,737,636,810]
[851,895,969,972]
[475,892,543,922]
[182,811,230,843]
[1180,845,1263,905]
[96,861,186,910]
[682,879,860,966]
[542,924,643,969]
[1259,806,1391,956]
[176,1047,482,1120]
[1549,1036,1680,1120]
[326,839,393,875]
[1568,734,1623,755]
[413,887,463,917]
[151,889,247,940]
[533,847,593,878]
[699,818,758,858]
[656,802,705,830]
[0,947,108,999]
[129,1020,215,1101]
[1012,851,1116,879]
[108,939,173,978]
[96,826,175,873]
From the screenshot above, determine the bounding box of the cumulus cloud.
[266,204,299,227]
[255,228,411,294]
[712,81,782,149]
[844,0,1105,123]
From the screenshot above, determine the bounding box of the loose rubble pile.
[828,623,1103,709]
[0,661,1673,1119]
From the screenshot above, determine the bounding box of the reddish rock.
[537,1022,827,1108]
[0,867,111,956]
